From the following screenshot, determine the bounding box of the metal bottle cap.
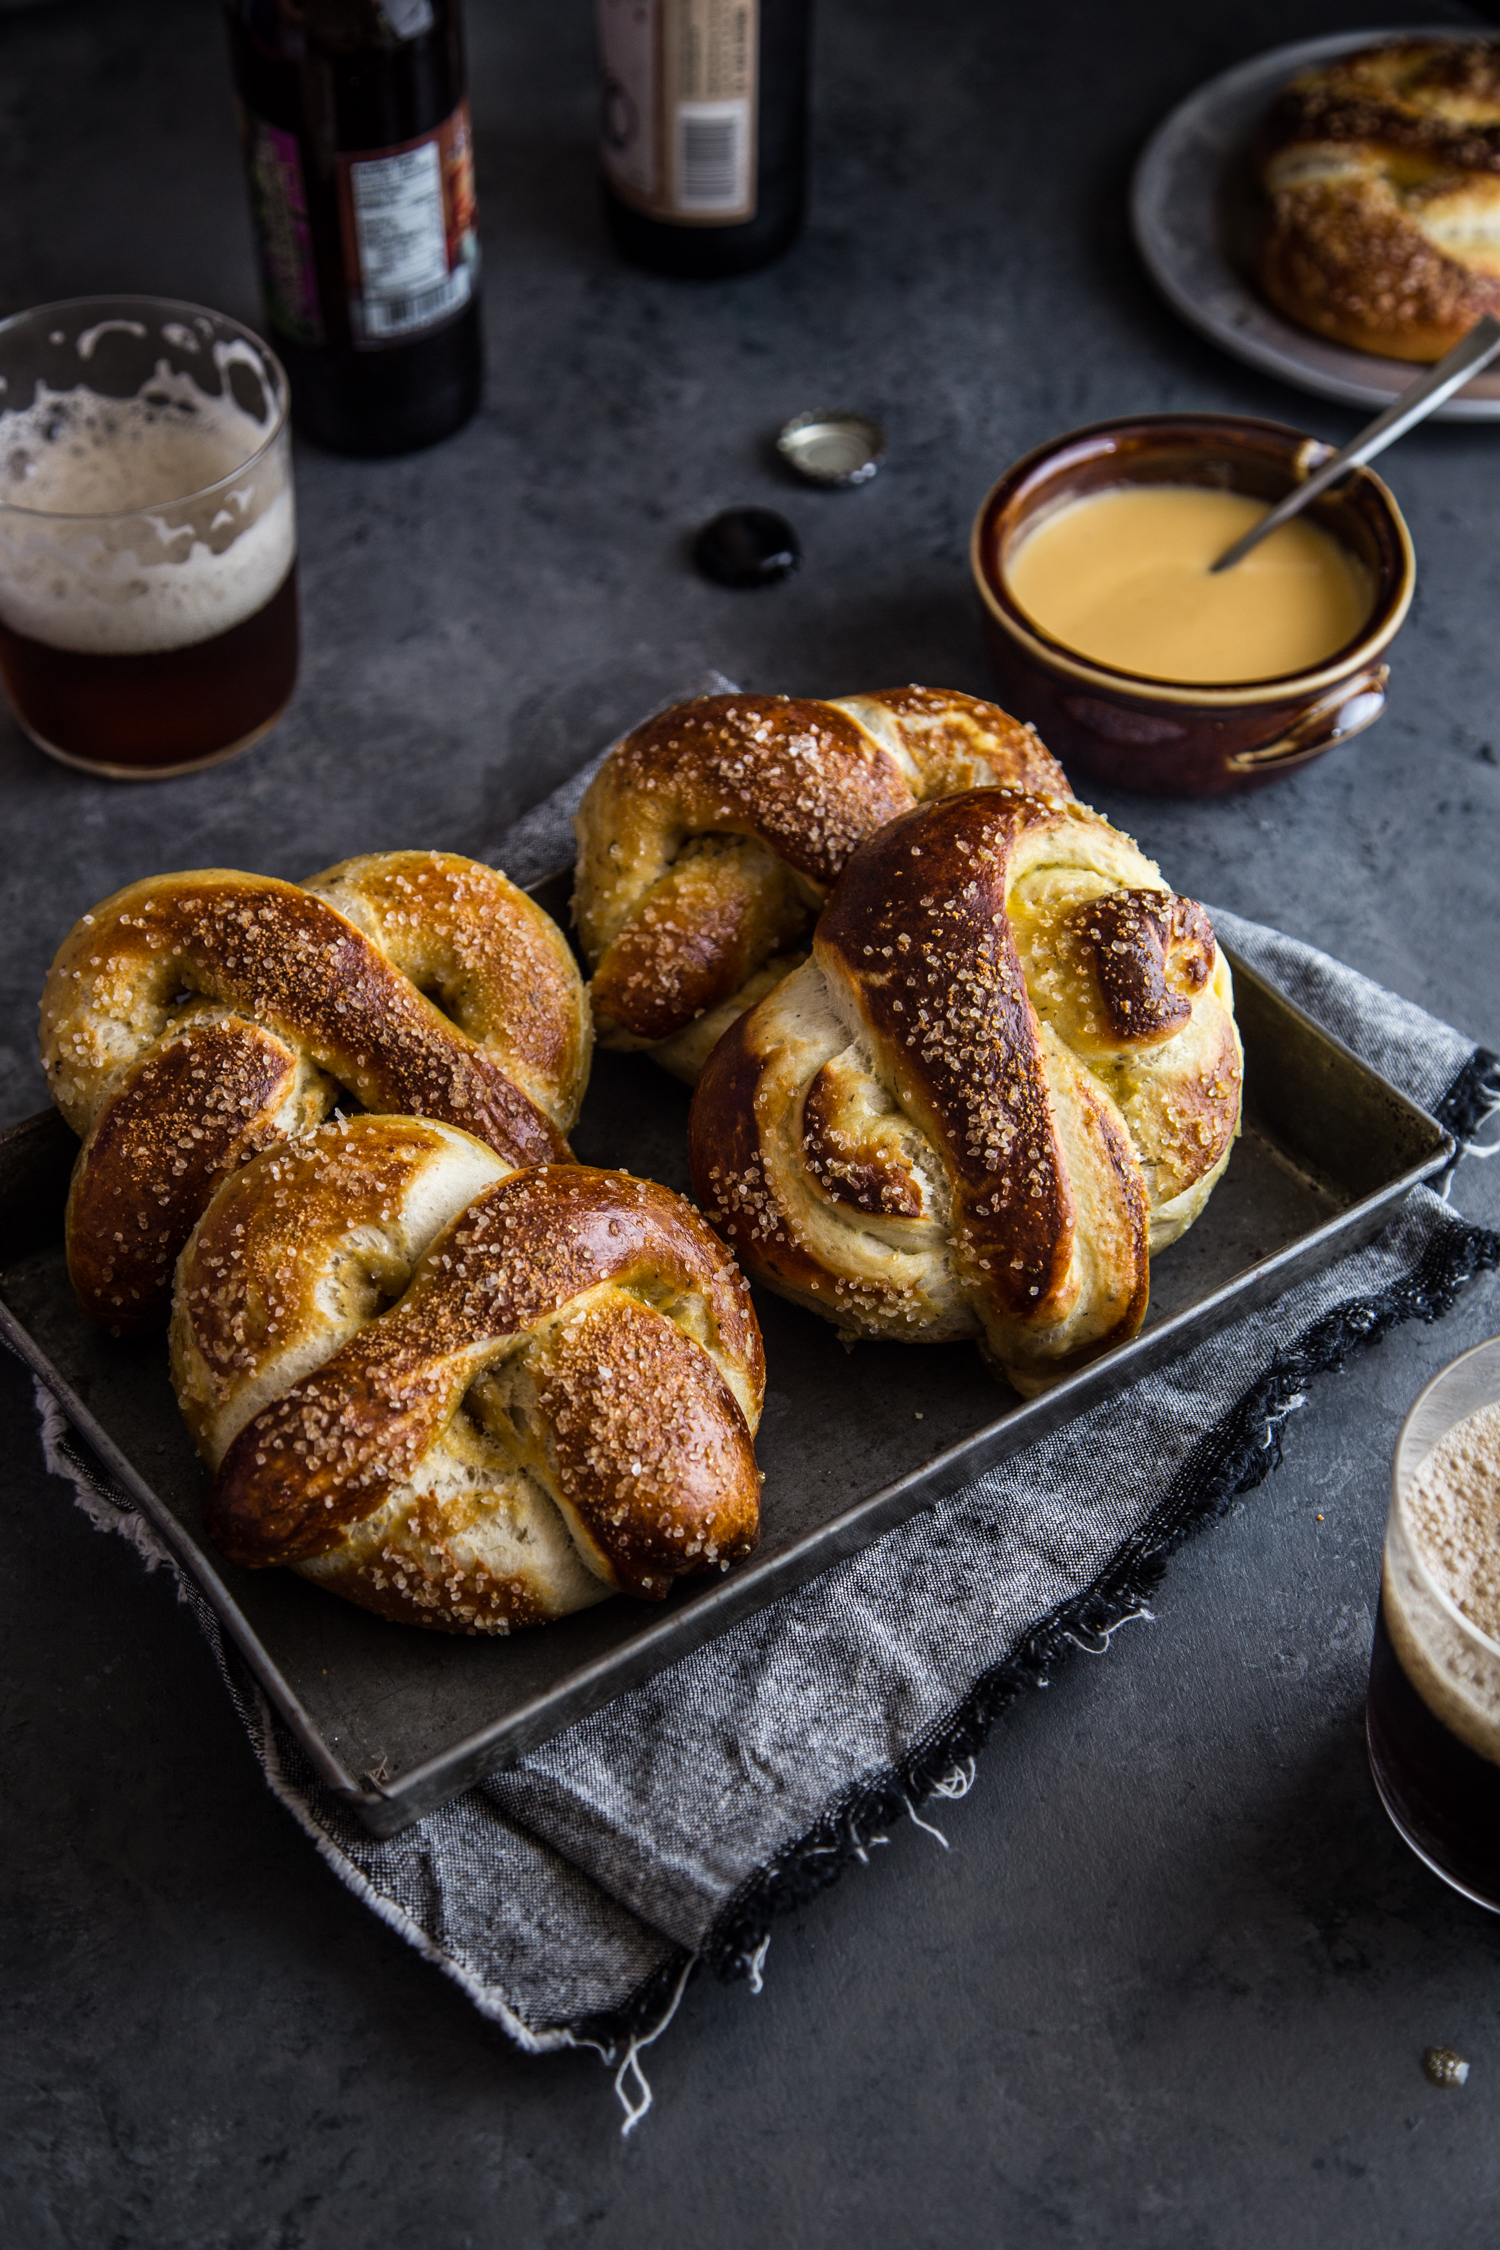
[776,409,885,487]
[693,508,801,589]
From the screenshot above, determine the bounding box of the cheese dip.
[1005,483,1370,685]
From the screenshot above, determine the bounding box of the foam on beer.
[0,367,294,655]
[1407,1403,1500,1637]
[1386,1399,1500,1767]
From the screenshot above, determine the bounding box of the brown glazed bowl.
[970,413,1416,796]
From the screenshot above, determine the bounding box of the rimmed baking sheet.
[0,904,1452,1836]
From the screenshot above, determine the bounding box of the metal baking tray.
[0,880,1452,1836]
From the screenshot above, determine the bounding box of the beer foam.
[1407,1401,1500,1640]
[0,369,294,655]
[1386,1398,1500,1769]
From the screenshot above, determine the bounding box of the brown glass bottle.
[225,0,483,456]
[597,0,811,279]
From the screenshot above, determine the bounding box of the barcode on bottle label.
[337,102,480,349]
[675,100,750,212]
[597,0,758,226]
[361,264,472,339]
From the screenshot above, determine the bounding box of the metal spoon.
[1210,314,1500,573]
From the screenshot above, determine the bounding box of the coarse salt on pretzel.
[1256,38,1500,360]
[171,1115,764,1632]
[572,687,1070,1083]
[40,850,590,1334]
[688,788,1241,1396]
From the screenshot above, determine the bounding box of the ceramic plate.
[1130,26,1500,421]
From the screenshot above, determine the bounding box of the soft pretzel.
[41,851,591,1335]
[688,789,1241,1396]
[170,1115,764,1631]
[572,687,1070,1083]
[1256,39,1500,361]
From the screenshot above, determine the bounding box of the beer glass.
[1367,1335,1500,1910]
[0,295,298,779]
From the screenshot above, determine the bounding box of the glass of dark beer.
[1367,1335,1500,1911]
[0,295,298,779]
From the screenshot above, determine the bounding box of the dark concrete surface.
[2,2,1499,2243]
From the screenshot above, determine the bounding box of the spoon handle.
[1210,314,1500,573]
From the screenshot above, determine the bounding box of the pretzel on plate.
[688,789,1242,1397]
[171,1115,764,1631]
[572,687,1070,1082]
[1256,39,1500,360]
[40,851,590,1334]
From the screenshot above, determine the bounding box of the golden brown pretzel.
[171,1115,764,1631]
[40,851,591,1335]
[572,687,1070,1082]
[688,790,1241,1396]
[1256,39,1500,360]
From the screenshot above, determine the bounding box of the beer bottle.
[224,0,483,457]
[596,0,812,279]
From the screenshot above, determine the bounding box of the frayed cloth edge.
[13,1055,1499,2051]
[16,1365,688,2060]
[1434,1045,1500,1148]
[17,1212,1499,2042]
[244,1679,592,2059]
[702,1205,1500,1980]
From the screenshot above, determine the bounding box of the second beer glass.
[1367,1336,1500,1911]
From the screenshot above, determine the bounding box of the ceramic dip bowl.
[970,412,1416,796]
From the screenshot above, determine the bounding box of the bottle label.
[598,0,759,226]
[240,109,325,346]
[337,100,480,348]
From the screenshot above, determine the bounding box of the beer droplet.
[1422,2046,1470,2088]
[693,508,800,590]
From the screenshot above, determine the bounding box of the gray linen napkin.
[23,720,1500,2115]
